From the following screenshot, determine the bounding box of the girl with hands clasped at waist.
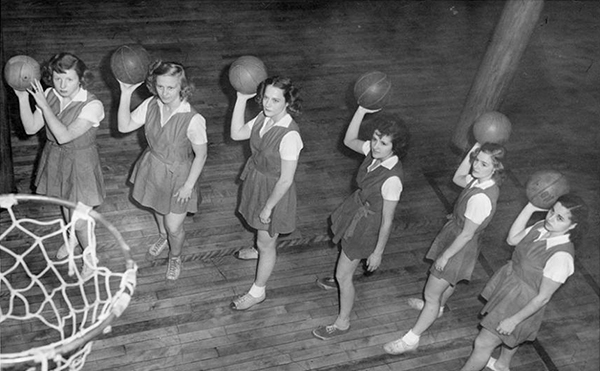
[459,195,588,371]
[117,61,207,280]
[229,76,303,311]
[13,52,105,278]
[384,141,506,354]
[312,106,409,340]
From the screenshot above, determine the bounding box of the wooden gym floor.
[1,1,598,370]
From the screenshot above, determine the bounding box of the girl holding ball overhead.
[384,141,506,355]
[229,76,303,311]
[12,52,105,275]
[312,106,409,340]
[117,61,207,281]
[459,195,588,371]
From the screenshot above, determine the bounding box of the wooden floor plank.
[2,1,598,370]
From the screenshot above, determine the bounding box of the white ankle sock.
[402,329,420,345]
[333,320,350,331]
[249,283,265,298]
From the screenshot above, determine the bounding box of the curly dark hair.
[146,61,195,100]
[255,76,302,115]
[369,114,410,159]
[42,52,94,88]
[554,194,589,246]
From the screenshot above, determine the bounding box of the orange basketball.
[229,56,268,94]
[472,111,512,145]
[353,71,392,110]
[525,170,570,208]
[4,55,41,91]
[110,44,151,84]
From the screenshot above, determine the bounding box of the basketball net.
[0,194,137,371]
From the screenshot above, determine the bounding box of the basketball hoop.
[0,194,137,371]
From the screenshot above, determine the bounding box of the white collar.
[156,98,191,114]
[534,226,571,249]
[467,176,495,190]
[371,155,399,170]
[267,113,292,128]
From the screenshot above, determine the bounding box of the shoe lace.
[236,294,251,304]
[167,258,181,276]
[150,237,168,254]
[81,264,95,281]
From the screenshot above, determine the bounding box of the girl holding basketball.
[312,106,409,340]
[117,61,207,281]
[384,142,506,354]
[13,52,105,276]
[229,76,303,311]
[459,195,587,371]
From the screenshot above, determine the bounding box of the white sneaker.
[230,292,266,310]
[80,250,98,282]
[383,337,419,355]
[56,240,79,260]
[233,246,259,260]
[148,235,169,257]
[166,256,182,280]
[81,263,96,282]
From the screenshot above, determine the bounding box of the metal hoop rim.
[0,193,138,367]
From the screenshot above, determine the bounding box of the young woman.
[312,106,410,340]
[229,76,303,311]
[117,61,207,280]
[384,142,506,354]
[13,52,105,275]
[459,195,588,371]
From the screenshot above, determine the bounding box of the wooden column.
[0,32,17,194]
[452,0,544,150]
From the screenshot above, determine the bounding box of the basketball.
[353,71,392,110]
[110,44,151,84]
[472,111,512,144]
[4,55,41,91]
[229,55,268,94]
[525,170,570,209]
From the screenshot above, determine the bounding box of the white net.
[0,194,137,371]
